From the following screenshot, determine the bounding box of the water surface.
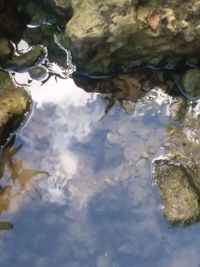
[0,74,200,267]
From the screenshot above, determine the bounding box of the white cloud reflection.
[1,75,200,267]
[13,76,171,208]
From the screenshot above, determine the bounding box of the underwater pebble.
[180,69,200,100]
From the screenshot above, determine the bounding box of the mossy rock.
[1,45,46,72]
[0,70,31,146]
[60,0,200,74]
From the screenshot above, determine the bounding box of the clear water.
[0,70,200,267]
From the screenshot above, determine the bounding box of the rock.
[28,65,48,81]
[180,69,200,100]
[59,0,200,74]
[166,96,188,120]
[0,70,31,146]
[1,45,47,72]
[153,102,200,224]
[0,221,14,230]
[154,159,200,224]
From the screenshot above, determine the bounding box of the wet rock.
[154,159,200,224]
[28,65,48,81]
[180,69,200,100]
[0,70,31,146]
[59,0,200,74]
[1,45,47,72]
[154,102,200,225]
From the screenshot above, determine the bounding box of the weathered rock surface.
[60,0,200,73]
[0,70,31,146]
[154,102,200,224]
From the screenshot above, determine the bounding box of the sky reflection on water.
[0,76,200,267]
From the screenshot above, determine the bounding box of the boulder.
[59,0,200,74]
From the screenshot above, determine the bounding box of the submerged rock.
[0,70,31,146]
[28,65,48,81]
[1,45,47,72]
[153,102,200,225]
[59,0,200,74]
[154,159,200,224]
[180,69,200,100]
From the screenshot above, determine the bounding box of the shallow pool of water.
[0,74,200,267]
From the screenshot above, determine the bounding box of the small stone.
[28,65,48,81]
[106,131,122,144]
[147,10,161,31]
[140,151,150,159]
[163,142,170,148]
[180,69,200,100]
